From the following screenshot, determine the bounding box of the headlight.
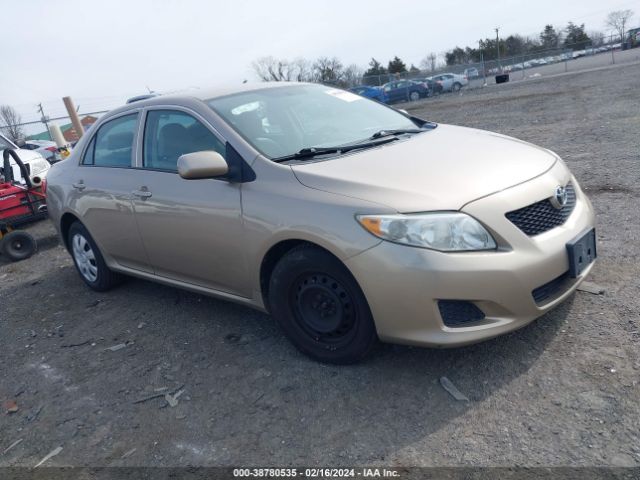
[29,159,50,176]
[357,212,497,251]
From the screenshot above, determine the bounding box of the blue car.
[348,85,385,102]
[381,80,430,104]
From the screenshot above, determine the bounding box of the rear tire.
[268,245,377,364]
[68,222,122,291]
[1,231,36,261]
[452,82,462,92]
[409,91,420,101]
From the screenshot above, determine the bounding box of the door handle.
[72,181,86,191]
[132,189,152,198]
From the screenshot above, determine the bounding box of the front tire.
[268,245,377,364]
[68,222,122,291]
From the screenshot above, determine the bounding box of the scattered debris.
[86,300,101,308]
[137,322,146,329]
[34,446,63,468]
[225,333,257,345]
[165,389,185,408]
[153,387,168,392]
[224,333,242,344]
[106,343,126,352]
[61,340,92,348]
[121,448,137,459]
[4,400,19,414]
[3,439,23,454]
[439,376,469,402]
[26,405,44,422]
[578,281,605,295]
[133,384,185,405]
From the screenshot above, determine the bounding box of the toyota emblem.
[551,185,568,209]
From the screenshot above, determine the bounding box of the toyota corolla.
[45,83,596,363]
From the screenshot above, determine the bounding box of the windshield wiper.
[369,128,425,140]
[273,136,399,163]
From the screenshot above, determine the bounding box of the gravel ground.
[1,61,639,470]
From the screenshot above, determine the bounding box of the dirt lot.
[1,61,639,470]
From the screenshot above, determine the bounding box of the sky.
[1,0,636,133]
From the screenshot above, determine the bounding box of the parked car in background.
[21,139,61,164]
[464,67,480,79]
[381,80,429,103]
[348,85,385,102]
[0,133,51,181]
[431,73,468,92]
[417,77,443,95]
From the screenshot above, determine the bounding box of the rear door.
[129,107,247,296]
[72,112,152,272]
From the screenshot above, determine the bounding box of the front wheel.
[68,222,122,291]
[268,245,378,364]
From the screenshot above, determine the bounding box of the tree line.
[251,9,635,84]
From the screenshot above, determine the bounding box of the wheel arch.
[60,211,81,251]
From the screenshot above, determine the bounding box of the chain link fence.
[359,39,638,92]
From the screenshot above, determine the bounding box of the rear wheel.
[268,245,377,364]
[1,231,36,261]
[409,91,420,101]
[68,222,122,291]
[452,82,462,92]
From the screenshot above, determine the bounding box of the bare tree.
[606,10,634,42]
[341,64,363,87]
[420,52,438,72]
[0,105,25,143]
[588,30,605,47]
[311,57,344,84]
[251,56,296,81]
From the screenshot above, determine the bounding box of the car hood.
[291,124,558,212]
[1,148,44,165]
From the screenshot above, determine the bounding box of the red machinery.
[0,149,47,261]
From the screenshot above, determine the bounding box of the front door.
[130,108,247,297]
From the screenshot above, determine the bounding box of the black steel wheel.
[1,230,36,261]
[268,245,377,364]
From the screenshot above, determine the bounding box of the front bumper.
[346,163,596,347]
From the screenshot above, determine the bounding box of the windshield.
[207,84,421,159]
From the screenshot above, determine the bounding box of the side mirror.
[177,151,228,180]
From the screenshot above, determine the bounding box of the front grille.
[506,183,576,236]
[532,271,571,305]
[438,300,485,327]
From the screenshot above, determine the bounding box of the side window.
[143,110,225,171]
[82,137,96,165]
[93,114,138,167]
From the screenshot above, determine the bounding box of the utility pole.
[479,40,487,85]
[495,27,501,69]
[62,96,84,140]
[37,103,52,141]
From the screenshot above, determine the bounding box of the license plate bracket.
[566,228,597,278]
